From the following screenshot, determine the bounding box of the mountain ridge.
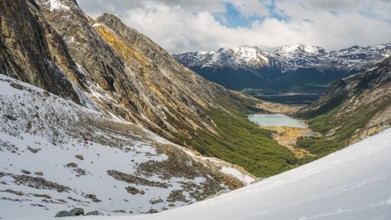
[174,43,391,74]
[295,56,391,155]
[174,43,391,104]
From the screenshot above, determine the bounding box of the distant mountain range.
[174,44,391,104]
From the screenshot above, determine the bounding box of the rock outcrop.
[0,0,84,103]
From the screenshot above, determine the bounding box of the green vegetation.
[174,97,297,178]
[297,97,391,156]
[194,66,352,104]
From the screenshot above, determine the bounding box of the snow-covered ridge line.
[174,43,391,72]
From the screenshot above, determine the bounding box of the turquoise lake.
[248,114,306,128]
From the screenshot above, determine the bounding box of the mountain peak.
[97,13,122,24]
[230,46,269,63]
[274,44,326,56]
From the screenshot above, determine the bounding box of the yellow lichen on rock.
[93,24,150,66]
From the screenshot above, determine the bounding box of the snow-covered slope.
[0,75,254,219]
[175,43,391,74]
[28,128,391,220]
[176,46,271,71]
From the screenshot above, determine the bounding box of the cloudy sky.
[77,0,391,53]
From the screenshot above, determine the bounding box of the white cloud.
[77,0,391,53]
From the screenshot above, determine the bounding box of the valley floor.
[256,101,303,115]
[262,126,318,158]
[26,128,391,220]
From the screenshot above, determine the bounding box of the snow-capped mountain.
[182,46,271,71]
[174,43,391,104]
[174,43,391,74]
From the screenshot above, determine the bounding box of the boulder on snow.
[55,211,71,217]
[147,209,158,214]
[69,208,84,216]
[55,208,84,217]
[86,210,101,216]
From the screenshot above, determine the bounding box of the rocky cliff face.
[0,0,84,103]
[33,0,242,138]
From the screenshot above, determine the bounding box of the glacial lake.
[248,114,306,128]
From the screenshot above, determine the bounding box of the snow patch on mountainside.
[43,0,70,11]
[0,75,253,219]
[28,128,391,220]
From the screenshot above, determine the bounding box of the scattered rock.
[166,190,187,203]
[149,198,163,205]
[69,208,84,216]
[67,196,84,203]
[66,162,78,168]
[85,194,101,203]
[27,147,41,153]
[75,155,84,160]
[43,91,50,97]
[2,189,23,196]
[74,168,86,176]
[35,172,44,176]
[56,199,67,204]
[4,115,17,121]
[10,83,23,90]
[147,209,158,214]
[5,172,71,192]
[125,186,145,195]
[55,208,85,217]
[55,211,71,217]
[33,193,51,199]
[26,121,32,130]
[113,210,126,213]
[30,203,46,207]
[86,210,101,216]
[21,169,31,175]
[107,170,170,188]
